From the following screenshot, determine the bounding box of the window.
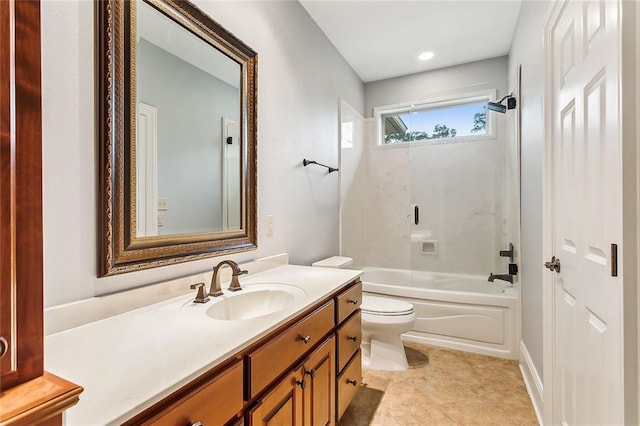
[375,92,494,145]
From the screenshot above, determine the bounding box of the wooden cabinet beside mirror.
[97,0,258,276]
[0,1,82,423]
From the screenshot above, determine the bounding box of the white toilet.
[312,257,416,371]
[360,294,416,371]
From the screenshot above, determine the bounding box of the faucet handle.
[190,282,210,304]
[228,269,247,292]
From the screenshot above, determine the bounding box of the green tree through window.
[380,97,489,144]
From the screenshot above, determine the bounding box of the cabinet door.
[303,335,335,426]
[0,0,44,390]
[248,366,304,426]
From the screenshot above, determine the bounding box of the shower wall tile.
[365,143,412,270]
[355,56,511,276]
[408,139,504,275]
[362,133,506,275]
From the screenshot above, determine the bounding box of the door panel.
[248,367,304,426]
[549,0,623,424]
[0,0,44,390]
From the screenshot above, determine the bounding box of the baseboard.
[519,340,544,425]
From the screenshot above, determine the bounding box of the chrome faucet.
[190,282,210,303]
[209,260,248,297]
[488,273,513,284]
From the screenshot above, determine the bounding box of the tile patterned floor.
[340,341,538,425]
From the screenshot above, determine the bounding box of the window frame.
[373,89,497,148]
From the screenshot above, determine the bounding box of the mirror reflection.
[135,0,242,237]
[98,0,257,277]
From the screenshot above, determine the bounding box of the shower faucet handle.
[499,243,514,262]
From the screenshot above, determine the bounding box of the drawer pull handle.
[300,335,312,344]
[347,336,358,342]
[297,379,306,389]
[189,422,203,426]
[305,369,316,378]
[347,379,358,386]
[347,299,358,305]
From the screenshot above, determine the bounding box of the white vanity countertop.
[44,265,361,426]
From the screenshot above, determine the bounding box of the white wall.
[360,57,510,275]
[365,57,509,117]
[41,1,364,307]
[508,0,550,378]
[138,38,239,234]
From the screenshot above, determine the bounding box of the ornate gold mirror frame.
[97,0,257,277]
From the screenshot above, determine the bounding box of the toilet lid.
[361,294,414,316]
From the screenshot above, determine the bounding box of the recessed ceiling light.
[418,51,434,61]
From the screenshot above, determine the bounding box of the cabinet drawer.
[336,311,361,372]
[336,281,362,324]
[146,360,243,426]
[247,301,335,399]
[336,350,362,420]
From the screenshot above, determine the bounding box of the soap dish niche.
[419,240,437,255]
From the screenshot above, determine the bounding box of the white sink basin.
[204,283,306,321]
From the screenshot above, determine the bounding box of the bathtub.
[361,267,520,359]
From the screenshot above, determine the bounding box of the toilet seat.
[361,294,414,316]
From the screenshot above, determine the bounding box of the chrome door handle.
[544,256,561,273]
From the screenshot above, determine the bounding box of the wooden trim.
[0,372,83,425]
[0,0,44,390]
[97,0,258,276]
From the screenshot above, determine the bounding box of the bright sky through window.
[382,99,488,144]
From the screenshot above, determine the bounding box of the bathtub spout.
[488,273,513,284]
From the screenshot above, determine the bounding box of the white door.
[136,103,158,237]
[546,0,623,424]
[221,117,241,231]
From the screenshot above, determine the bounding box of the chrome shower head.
[487,94,516,114]
[487,102,507,113]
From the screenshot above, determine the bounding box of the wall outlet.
[265,215,274,237]
[158,198,168,211]
[158,213,164,227]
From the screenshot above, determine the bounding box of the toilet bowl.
[360,294,416,371]
[311,256,416,372]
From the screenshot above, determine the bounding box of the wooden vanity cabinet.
[302,336,335,426]
[246,301,335,400]
[335,281,362,324]
[336,311,362,371]
[248,326,336,426]
[126,279,362,426]
[334,282,362,421]
[336,350,362,419]
[127,360,244,426]
[247,366,304,426]
[247,280,361,426]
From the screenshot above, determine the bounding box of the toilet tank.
[311,256,353,269]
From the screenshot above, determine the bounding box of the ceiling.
[299,1,523,83]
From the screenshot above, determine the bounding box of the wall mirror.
[98,0,257,276]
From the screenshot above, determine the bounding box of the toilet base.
[361,334,409,371]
